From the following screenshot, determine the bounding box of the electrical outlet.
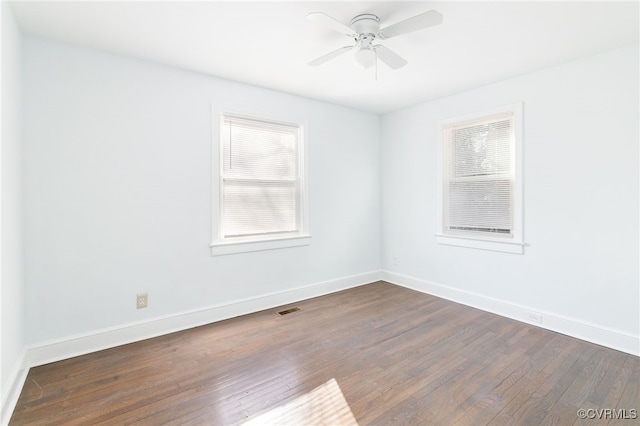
[527,312,542,324]
[393,256,399,266]
[136,293,148,309]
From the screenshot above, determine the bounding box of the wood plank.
[609,355,640,425]
[492,336,594,425]
[538,345,625,425]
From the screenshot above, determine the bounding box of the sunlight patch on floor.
[242,378,358,425]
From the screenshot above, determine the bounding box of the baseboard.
[382,271,640,356]
[1,349,28,426]
[25,271,382,368]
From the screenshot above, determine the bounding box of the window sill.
[210,234,311,256]
[436,234,524,254]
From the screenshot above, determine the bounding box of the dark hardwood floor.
[9,281,639,425]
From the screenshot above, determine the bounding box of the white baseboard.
[25,271,381,368]
[1,349,28,426]
[382,271,640,356]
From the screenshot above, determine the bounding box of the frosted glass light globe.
[354,47,376,69]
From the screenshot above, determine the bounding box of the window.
[211,112,310,256]
[437,103,523,254]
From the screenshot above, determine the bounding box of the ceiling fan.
[307,10,443,70]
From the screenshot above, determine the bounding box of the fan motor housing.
[350,14,380,35]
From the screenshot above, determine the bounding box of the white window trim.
[436,103,524,254]
[210,108,311,256]
[211,234,311,256]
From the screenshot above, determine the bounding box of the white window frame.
[210,109,310,256]
[436,103,524,254]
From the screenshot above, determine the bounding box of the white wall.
[381,45,639,341]
[1,0,25,413]
[22,36,381,345]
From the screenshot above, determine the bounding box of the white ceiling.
[10,1,640,114]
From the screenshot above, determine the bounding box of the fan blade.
[375,45,407,69]
[378,10,442,39]
[308,46,353,66]
[307,12,354,37]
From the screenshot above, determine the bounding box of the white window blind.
[444,113,514,237]
[220,114,301,240]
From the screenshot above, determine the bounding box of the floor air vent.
[277,307,301,316]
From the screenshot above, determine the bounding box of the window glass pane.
[452,119,511,178]
[445,117,513,237]
[447,179,512,235]
[222,117,298,180]
[223,181,298,237]
[219,114,302,241]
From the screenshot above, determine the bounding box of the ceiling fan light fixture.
[353,46,376,69]
[307,10,442,71]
